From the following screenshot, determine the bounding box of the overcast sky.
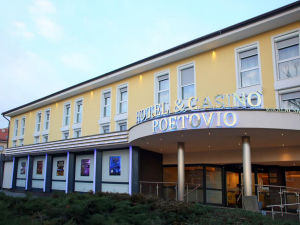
[0,0,296,128]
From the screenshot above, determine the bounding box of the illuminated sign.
[153,111,237,133]
[136,91,262,124]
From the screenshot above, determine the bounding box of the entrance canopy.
[129,110,300,155]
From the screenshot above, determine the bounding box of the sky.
[0,0,296,128]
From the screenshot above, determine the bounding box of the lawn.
[0,191,297,225]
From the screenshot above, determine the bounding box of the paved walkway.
[0,189,26,197]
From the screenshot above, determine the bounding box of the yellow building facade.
[1,2,300,210]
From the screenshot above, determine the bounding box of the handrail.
[184,184,202,203]
[255,184,300,192]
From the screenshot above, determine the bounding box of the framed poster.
[109,156,121,176]
[36,160,43,175]
[81,159,90,176]
[20,161,26,175]
[56,160,64,176]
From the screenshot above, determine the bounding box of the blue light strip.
[128,145,132,195]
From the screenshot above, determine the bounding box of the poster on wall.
[20,161,26,175]
[36,160,43,175]
[109,156,121,176]
[81,159,90,176]
[56,160,64,176]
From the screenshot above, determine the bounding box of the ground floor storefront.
[1,109,300,213]
[139,164,300,210]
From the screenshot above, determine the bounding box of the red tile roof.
[0,128,8,141]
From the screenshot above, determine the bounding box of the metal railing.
[139,181,203,202]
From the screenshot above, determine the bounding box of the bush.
[0,192,297,225]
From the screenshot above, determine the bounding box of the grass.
[0,191,297,225]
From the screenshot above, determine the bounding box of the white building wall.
[74,154,94,192]
[32,156,45,189]
[2,161,13,189]
[51,156,66,191]
[102,150,129,193]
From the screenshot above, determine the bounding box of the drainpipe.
[2,114,10,148]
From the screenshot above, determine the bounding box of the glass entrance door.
[226,171,240,207]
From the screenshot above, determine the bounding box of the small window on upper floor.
[43,134,48,143]
[62,131,69,140]
[178,64,195,100]
[102,91,111,118]
[118,121,127,131]
[63,103,71,127]
[44,109,50,131]
[19,139,24,146]
[74,129,81,138]
[75,100,83,124]
[236,45,261,88]
[275,32,300,80]
[35,112,42,132]
[34,136,40,144]
[118,86,128,114]
[12,140,17,147]
[280,91,300,110]
[13,119,19,138]
[101,124,110,134]
[155,72,170,109]
[20,117,25,136]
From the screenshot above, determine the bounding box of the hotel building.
[1,2,300,209]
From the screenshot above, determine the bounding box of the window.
[12,140,17,147]
[179,64,195,100]
[36,112,42,132]
[275,33,300,80]
[237,45,260,88]
[75,100,83,124]
[44,110,50,130]
[62,131,69,140]
[13,119,19,137]
[118,121,127,131]
[155,73,170,108]
[43,135,48,143]
[74,129,81,138]
[20,117,25,136]
[63,103,71,126]
[280,91,300,110]
[102,91,111,118]
[119,86,128,114]
[34,136,40,144]
[101,124,110,134]
[19,139,24,146]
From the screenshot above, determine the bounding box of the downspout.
[2,114,10,148]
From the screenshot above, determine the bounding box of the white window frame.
[61,102,71,131]
[13,119,19,140]
[74,98,83,125]
[99,88,112,125]
[19,138,24,146]
[34,111,42,137]
[12,140,17,147]
[73,128,81,138]
[43,108,51,134]
[100,123,110,134]
[116,120,127,132]
[154,70,170,107]
[272,29,300,108]
[34,136,40,144]
[42,134,48,143]
[115,83,128,122]
[177,62,196,101]
[235,42,263,92]
[62,130,70,140]
[20,117,26,137]
[278,86,300,110]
